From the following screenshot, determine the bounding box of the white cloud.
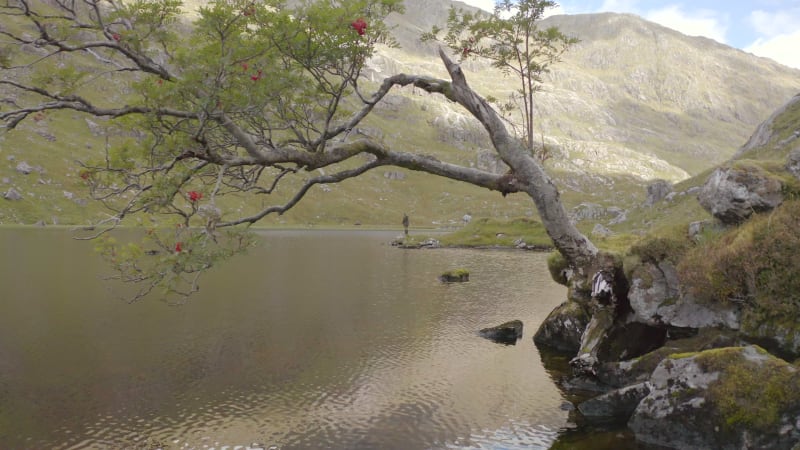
[644,5,728,44]
[746,31,800,69]
[543,4,566,18]
[749,9,800,37]
[599,0,639,12]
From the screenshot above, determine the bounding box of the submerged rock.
[578,382,651,423]
[439,268,469,282]
[479,320,523,345]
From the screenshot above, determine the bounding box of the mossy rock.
[439,268,469,283]
[630,345,800,449]
[533,300,591,354]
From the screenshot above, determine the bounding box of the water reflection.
[0,228,587,449]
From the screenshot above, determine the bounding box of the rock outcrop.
[578,382,651,423]
[533,300,591,354]
[644,179,672,207]
[697,166,783,224]
[629,346,800,449]
[627,260,740,330]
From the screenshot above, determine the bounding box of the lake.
[0,229,635,449]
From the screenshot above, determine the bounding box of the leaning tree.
[0,0,620,326]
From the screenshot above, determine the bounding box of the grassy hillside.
[2,0,799,230]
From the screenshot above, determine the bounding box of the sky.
[459,0,800,69]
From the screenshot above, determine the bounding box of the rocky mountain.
[2,0,799,227]
[371,1,800,183]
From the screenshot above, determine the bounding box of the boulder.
[478,320,523,345]
[741,318,800,360]
[787,147,800,180]
[627,261,741,330]
[15,161,33,174]
[596,328,741,389]
[629,346,800,449]
[591,223,613,237]
[533,300,591,353]
[3,188,22,201]
[697,166,783,225]
[578,382,651,422]
[571,202,607,222]
[383,171,406,180]
[644,179,672,206]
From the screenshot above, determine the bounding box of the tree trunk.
[434,49,598,272]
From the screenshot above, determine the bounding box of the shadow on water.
[538,347,673,450]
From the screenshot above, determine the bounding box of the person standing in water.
[402,213,409,236]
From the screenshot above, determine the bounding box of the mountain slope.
[1,0,799,228]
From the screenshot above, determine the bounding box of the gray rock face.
[3,188,23,201]
[591,223,613,237]
[15,161,33,174]
[578,382,651,422]
[697,167,783,224]
[383,171,406,180]
[787,147,800,180]
[628,261,740,330]
[644,179,672,206]
[533,300,590,353]
[630,346,800,450]
[737,94,800,157]
[571,202,607,222]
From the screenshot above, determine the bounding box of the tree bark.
[431,48,598,271]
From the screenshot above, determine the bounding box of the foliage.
[547,250,568,285]
[678,200,800,321]
[94,226,257,302]
[627,234,689,265]
[693,346,800,433]
[422,0,577,160]
[0,0,590,299]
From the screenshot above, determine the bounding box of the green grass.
[437,217,552,248]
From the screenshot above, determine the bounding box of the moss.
[439,268,470,282]
[628,234,689,265]
[693,346,800,433]
[547,251,569,286]
[668,351,699,360]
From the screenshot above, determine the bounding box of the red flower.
[175,242,182,253]
[351,18,367,36]
[251,69,263,81]
[79,171,90,180]
[187,191,203,202]
[241,63,249,71]
[112,33,121,42]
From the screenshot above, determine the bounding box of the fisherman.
[402,213,409,236]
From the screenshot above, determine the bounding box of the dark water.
[0,229,635,449]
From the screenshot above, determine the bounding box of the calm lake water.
[0,229,635,449]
